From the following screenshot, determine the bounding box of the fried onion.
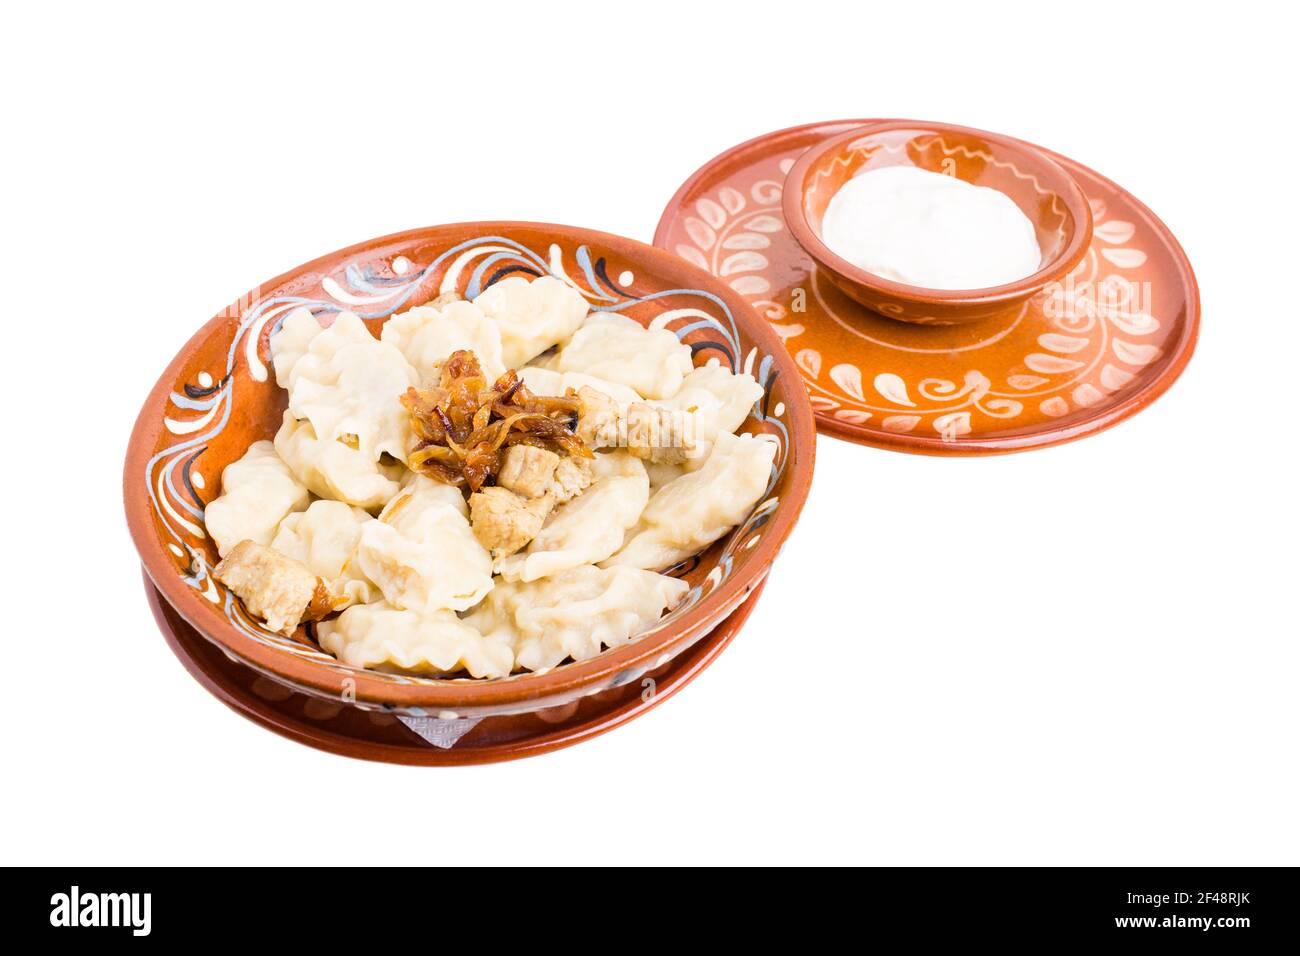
[401,349,592,491]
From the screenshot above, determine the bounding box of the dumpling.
[493,452,650,583]
[270,307,323,384]
[381,299,506,384]
[204,440,309,557]
[645,460,687,490]
[354,475,492,612]
[274,411,405,510]
[389,472,470,517]
[518,366,644,404]
[660,363,764,459]
[603,431,776,571]
[551,313,693,399]
[280,310,418,466]
[318,602,513,679]
[472,275,589,368]
[465,565,689,672]
[270,499,377,607]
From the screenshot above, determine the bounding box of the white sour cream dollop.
[819,165,1042,290]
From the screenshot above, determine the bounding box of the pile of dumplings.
[204,274,776,679]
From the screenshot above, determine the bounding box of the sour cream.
[819,165,1042,290]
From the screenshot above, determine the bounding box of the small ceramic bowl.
[124,222,815,720]
[783,120,1093,326]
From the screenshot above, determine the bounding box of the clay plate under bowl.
[145,569,768,765]
[783,120,1093,326]
[124,222,815,719]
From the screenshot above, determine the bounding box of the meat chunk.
[468,487,555,558]
[213,539,338,636]
[496,444,560,499]
[575,386,622,447]
[626,402,694,465]
[549,455,595,503]
[575,386,695,465]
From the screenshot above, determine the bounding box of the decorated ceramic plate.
[145,570,766,765]
[654,120,1199,454]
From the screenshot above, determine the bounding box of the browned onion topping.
[400,349,592,491]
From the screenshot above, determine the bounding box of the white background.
[3,1,1295,866]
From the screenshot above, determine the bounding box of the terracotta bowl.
[124,222,816,719]
[783,120,1093,326]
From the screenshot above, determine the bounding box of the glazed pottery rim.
[124,220,817,708]
[146,567,768,766]
[781,119,1095,304]
[654,118,1201,456]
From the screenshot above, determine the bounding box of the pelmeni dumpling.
[645,460,687,490]
[518,366,644,405]
[493,452,650,583]
[354,476,492,612]
[465,565,689,672]
[603,431,776,571]
[389,472,470,517]
[472,275,589,368]
[318,602,513,679]
[270,499,377,607]
[381,299,506,384]
[279,310,418,466]
[274,412,404,510]
[204,440,309,557]
[270,307,324,384]
[661,363,764,456]
[551,313,694,399]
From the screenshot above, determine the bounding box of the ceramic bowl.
[783,120,1093,326]
[124,222,815,719]
[144,570,769,765]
